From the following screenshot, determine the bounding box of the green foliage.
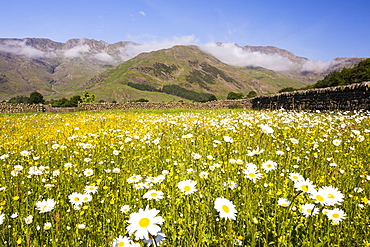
[132,98,149,102]
[162,84,214,102]
[246,91,258,98]
[127,82,159,92]
[81,91,96,103]
[7,95,30,103]
[312,58,370,88]
[278,87,297,93]
[28,91,45,104]
[46,95,82,107]
[227,92,244,100]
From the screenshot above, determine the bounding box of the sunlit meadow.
[0,109,369,246]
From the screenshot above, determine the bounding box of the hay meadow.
[0,109,369,246]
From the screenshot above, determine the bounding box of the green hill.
[84,45,307,102]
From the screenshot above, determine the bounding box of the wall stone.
[1,82,369,113]
[251,82,370,111]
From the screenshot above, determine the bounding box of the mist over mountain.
[0,38,364,102]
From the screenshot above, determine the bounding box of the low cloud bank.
[199,42,296,71]
[0,40,46,58]
[0,37,346,72]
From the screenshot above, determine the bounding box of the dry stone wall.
[1,82,369,113]
[251,82,370,111]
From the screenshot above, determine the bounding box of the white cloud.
[0,40,45,58]
[199,42,296,71]
[138,11,146,16]
[92,52,114,62]
[63,45,90,58]
[120,35,198,61]
[301,59,340,72]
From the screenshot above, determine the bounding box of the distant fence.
[0,82,369,113]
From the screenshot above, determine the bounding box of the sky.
[1,0,369,62]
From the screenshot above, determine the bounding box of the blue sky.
[1,0,369,61]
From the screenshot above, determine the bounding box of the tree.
[227,92,244,100]
[246,91,257,98]
[81,91,96,103]
[28,91,45,104]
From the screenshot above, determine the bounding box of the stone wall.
[251,82,370,111]
[76,99,252,112]
[1,82,369,113]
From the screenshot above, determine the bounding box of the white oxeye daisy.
[294,178,316,193]
[261,160,278,172]
[35,198,56,213]
[120,205,130,214]
[325,208,346,224]
[214,197,237,220]
[332,139,342,146]
[127,175,142,183]
[112,236,135,247]
[83,168,94,177]
[278,198,291,207]
[289,173,304,182]
[143,190,164,201]
[300,203,319,217]
[84,185,98,194]
[68,192,84,206]
[126,207,164,240]
[177,180,197,195]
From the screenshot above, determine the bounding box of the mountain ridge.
[0,38,365,102]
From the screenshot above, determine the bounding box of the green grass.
[0,109,369,246]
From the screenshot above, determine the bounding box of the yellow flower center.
[74,197,80,201]
[267,164,272,168]
[184,186,191,191]
[118,242,125,247]
[222,205,230,213]
[327,194,335,199]
[249,173,256,177]
[150,193,158,197]
[332,213,340,219]
[307,209,312,213]
[293,176,298,179]
[139,218,150,227]
[301,185,309,192]
[316,195,324,201]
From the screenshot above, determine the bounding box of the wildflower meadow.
[0,109,369,246]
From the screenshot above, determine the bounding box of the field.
[0,109,369,246]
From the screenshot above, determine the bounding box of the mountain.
[0,38,365,102]
[85,45,307,102]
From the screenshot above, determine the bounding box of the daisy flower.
[243,168,263,183]
[81,194,93,203]
[112,236,137,247]
[199,171,209,179]
[44,222,52,230]
[259,124,274,134]
[332,139,342,146]
[177,180,197,195]
[289,173,304,182]
[35,198,56,213]
[143,190,164,201]
[126,207,165,240]
[277,198,291,207]
[214,197,238,220]
[261,160,278,172]
[294,178,316,193]
[83,168,94,177]
[310,186,344,206]
[84,185,98,194]
[325,208,346,223]
[127,175,142,183]
[300,203,319,217]
[120,205,130,214]
[25,215,33,224]
[68,192,84,206]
